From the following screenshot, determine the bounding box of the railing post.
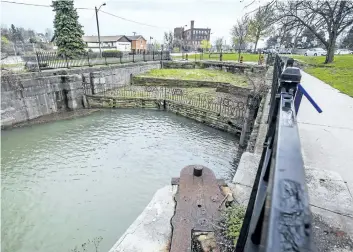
[120,54,122,64]
[87,52,91,67]
[65,54,70,69]
[35,51,41,72]
[143,51,146,62]
[153,51,155,61]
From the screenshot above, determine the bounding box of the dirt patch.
[312,214,353,252]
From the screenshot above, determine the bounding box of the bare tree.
[276,0,353,63]
[215,37,223,52]
[231,16,250,62]
[164,31,174,51]
[247,4,275,51]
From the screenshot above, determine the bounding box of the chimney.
[191,20,194,30]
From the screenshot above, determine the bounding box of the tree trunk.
[238,43,241,62]
[325,35,336,64]
[254,35,260,52]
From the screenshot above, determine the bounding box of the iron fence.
[103,86,247,120]
[235,54,315,252]
[174,51,266,64]
[36,51,170,71]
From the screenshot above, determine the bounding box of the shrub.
[102,50,122,58]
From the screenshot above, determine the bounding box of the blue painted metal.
[296,84,323,114]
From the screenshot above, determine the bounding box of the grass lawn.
[171,53,261,62]
[139,69,248,87]
[292,55,353,97]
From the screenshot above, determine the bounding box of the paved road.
[298,71,353,239]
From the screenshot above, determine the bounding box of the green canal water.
[1,109,241,252]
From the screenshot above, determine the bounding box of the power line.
[2,1,167,29]
[1,0,92,9]
[100,10,167,29]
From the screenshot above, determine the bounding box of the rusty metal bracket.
[170,165,225,252]
[171,177,227,187]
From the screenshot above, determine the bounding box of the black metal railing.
[36,51,170,71]
[101,86,247,120]
[175,51,266,64]
[235,54,316,252]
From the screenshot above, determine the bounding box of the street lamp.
[95,3,106,57]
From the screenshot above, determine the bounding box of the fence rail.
[235,54,315,252]
[100,86,248,120]
[36,51,170,71]
[173,51,265,64]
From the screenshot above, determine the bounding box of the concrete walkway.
[298,71,353,239]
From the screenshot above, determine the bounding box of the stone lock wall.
[163,61,266,74]
[85,95,243,134]
[1,61,161,127]
[1,73,83,127]
[132,76,253,98]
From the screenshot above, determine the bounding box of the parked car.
[278,48,292,54]
[335,49,353,55]
[263,48,277,54]
[304,48,327,56]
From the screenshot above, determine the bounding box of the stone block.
[232,152,261,187]
[67,88,84,99]
[62,81,83,91]
[67,98,83,110]
[228,183,252,206]
[109,185,177,252]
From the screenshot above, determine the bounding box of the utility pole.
[150,36,153,52]
[95,3,106,57]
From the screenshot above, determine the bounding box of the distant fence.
[173,51,265,64]
[36,51,170,71]
[101,86,248,120]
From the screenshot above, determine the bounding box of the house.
[127,35,147,54]
[174,20,211,51]
[82,35,131,52]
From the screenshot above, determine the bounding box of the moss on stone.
[223,205,246,245]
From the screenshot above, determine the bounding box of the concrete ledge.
[230,152,261,206]
[109,185,177,252]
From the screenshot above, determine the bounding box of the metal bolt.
[193,167,203,177]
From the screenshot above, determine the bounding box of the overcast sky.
[1,0,266,46]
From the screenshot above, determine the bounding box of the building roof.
[184,28,211,32]
[127,35,146,41]
[82,35,131,43]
